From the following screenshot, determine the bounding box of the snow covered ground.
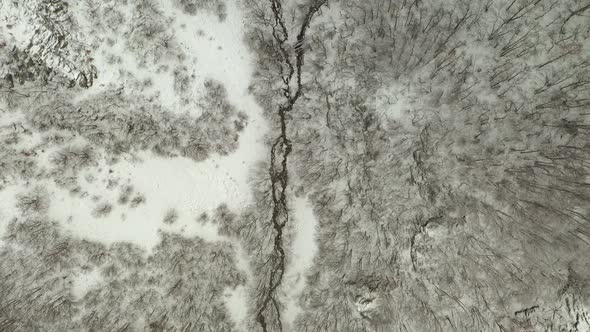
[72,2,264,327]
[283,196,319,327]
[71,267,103,300]
[2,0,266,328]
[1,0,321,329]
[2,0,266,245]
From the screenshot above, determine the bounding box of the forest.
[1,0,589,331]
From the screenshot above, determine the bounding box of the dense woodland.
[1,0,589,331]
[242,0,590,331]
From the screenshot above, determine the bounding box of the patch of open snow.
[223,239,253,331]
[0,2,35,50]
[89,37,143,88]
[223,284,249,332]
[283,196,319,327]
[158,0,259,114]
[71,267,103,300]
[374,83,413,120]
[0,108,22,125]
[46,149,251,250]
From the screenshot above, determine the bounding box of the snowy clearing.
[283,196,319,327]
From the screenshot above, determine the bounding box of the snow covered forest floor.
[0,0,589,331]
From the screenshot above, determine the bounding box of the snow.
[0,185,22,246]
[0,2,35,50]
[37,0,265,238]
[46,141,261,250]
[71,267,103,300]
[223,284,249,332]
[283,196,319,327]
[71,0,262,118]
[158,0,260,115]
[374,82,414,126]
[222,236,253,331]
[158,3,264,327]
[1,0,264,327]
